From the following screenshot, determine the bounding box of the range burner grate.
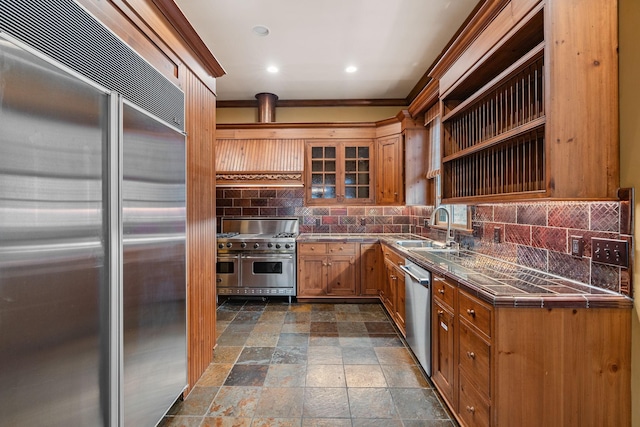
[274,232,297,238]
[217,232,239,238]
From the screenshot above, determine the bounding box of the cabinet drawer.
[382,246,404,266]
[432,275,456,309]
[459,373,490,427]
[328,243,357,255]
[459,290,492,337]
[459,321,491,397]
[298,243,328,254]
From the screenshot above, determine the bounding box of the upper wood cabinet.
[435,0,619,202]
[305,140,375,205]
[376,135,403,205]
[376,111,429,206]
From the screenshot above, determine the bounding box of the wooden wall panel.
[183,68,217,393]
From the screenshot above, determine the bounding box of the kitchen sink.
[395,240,439,248]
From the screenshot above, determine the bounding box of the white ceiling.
[174,0,481,101]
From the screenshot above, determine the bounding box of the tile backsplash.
[216,188,631,296]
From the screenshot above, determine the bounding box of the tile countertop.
[297,233,633,309]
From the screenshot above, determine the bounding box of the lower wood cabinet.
[431,274,457,408]
[430,272,631,427]
[381,244,406,336]
[360,242,382,296]
[298,243,358,296]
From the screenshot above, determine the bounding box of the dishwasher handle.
[400,264,430,285]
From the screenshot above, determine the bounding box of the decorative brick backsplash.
[411,201,631,295]
[216,188,631,296]
[216,188,412,234]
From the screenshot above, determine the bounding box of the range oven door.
[216,254,240,288]
[240,254,295,288]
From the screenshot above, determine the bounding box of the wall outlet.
[360,217,366,226]
[315,218,321,226]
[424,219,429,228]
[493,227,501,243]
[570,236,584,257]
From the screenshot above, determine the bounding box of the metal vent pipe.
[256,92,278,123]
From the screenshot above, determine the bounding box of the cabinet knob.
[466,406,475,414]
[467,351,476,360]
[466,309,476,317]
[438,289,445,295]
[437,310,444,315]
[328,262,332,266]
[322,262,327,266]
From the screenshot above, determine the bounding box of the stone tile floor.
[160,299,456,427]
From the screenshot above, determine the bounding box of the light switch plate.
[570,236,584,257]
[591,237,629,268]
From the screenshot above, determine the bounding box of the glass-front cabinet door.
[306,140,374,205]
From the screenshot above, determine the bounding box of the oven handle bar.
[241,254,294,259]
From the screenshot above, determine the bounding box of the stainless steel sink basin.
[395,240,438,248]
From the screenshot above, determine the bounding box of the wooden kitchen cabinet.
[376,135,402,205]
[431,274,494,426]
[380,243,406,335]
[432,274,458,409]
[305,140,375,205]
[297,242,358,296]
[435,0,619,202]
[429,272,630,427]
[360,242,382,296]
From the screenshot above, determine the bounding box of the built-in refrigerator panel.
[121,102,187,426]
[0,38,109,426]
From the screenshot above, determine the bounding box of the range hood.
[216,92,304,187]
[215,138,304,187]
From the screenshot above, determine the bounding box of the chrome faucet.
[430,205,456,247]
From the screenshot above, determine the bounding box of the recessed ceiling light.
[267,65,279,73]
[345,65,358,73]
[252,25,270,36]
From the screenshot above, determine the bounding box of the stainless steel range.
[216,217,299,302]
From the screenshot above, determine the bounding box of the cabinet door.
[360,243,382,296]
[376,135,402,205]
[394,264,406,334]
[298,256,327,296]
[306,141,374,205]
[382,259,397,315]
[343,142,374,204]
[326,256,357,296]
[432,298,456,408]
[307,143,339,204]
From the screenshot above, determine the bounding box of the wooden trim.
[150,0,225,77]
[217,98,408,108]
[217,122,376,130]
[405,0,488,103]
[408,79,440,117]
[429,0,512,81]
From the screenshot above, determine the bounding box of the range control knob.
[226,242,232,248]
[275,244,281,249]
[218,243,224,249]
[254,243,260,249]
[240,242,247,249]
[267,243,274,248]
[285,243,291,249]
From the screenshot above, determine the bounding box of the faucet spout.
[430,206,455,247]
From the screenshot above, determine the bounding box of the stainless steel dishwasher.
[401,259,431,376]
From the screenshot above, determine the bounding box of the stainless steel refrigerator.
[0,33,187,426]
